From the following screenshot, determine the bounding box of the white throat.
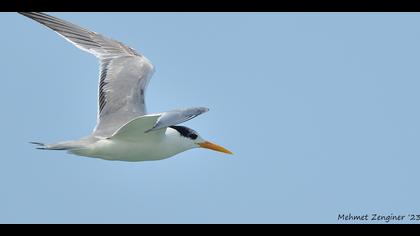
[163,127,197,154]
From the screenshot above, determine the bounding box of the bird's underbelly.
[70,139,184,162]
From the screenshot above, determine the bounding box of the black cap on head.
[170,126,198,140]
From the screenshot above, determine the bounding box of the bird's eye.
[189,133,198,140]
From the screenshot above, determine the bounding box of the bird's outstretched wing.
[19,12,155,137]
[110,107,209,141]
[145,107,210,133]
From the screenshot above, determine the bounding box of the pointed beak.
[198,141,233,155]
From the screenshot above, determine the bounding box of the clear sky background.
[1,12,420,223]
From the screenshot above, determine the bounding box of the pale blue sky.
[1,13,420,223]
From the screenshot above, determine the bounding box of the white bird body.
[21,12,232,161]
[71,128,195,162]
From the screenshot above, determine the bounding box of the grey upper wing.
[145,107,210,133]
[19,12,155,137]
[111,107,210,140]
[94,56,154,137]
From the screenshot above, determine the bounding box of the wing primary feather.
[20,12,155,138]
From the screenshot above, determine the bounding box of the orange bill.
[199,141,233,155]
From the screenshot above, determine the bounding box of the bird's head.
[169,126,233,155]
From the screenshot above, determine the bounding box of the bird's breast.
[73,136,187,162]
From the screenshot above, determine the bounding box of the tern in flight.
[21,12,233,161]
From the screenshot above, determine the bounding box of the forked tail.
[29,140,87,150]
[29,142,48,150]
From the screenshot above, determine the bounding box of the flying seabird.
[21,12,232,161]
